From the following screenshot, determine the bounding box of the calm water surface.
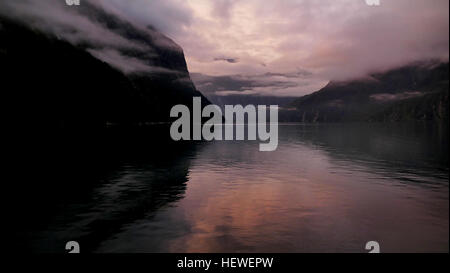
[17,123,449,252]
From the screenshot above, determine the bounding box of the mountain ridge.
[287,61,449,122]
[0,1,210,129]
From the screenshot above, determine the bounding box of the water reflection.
[283,122,449,187]
[12,123,449,252]
[11,126,206,252]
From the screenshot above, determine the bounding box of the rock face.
[289,62,449,122]
[0,1,209,128]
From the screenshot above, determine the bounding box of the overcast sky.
[1,0,449,97]
[102,0,450,96]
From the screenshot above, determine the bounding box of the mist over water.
[14,123,448,253]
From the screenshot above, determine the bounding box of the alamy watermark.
[65,0,80,5]
[170,97,279,151]
[365,241,381,253]
[65,241,80,253]
[365,0,381,6]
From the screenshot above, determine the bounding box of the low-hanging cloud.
[1,0,448,96]
[0,0,187,74]
[191,70,327,97]
[214,57,239,64]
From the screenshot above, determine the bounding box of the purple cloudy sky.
[1,0,448,97]
[112,0,449,96]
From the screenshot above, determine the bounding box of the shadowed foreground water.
[12,123,449,252]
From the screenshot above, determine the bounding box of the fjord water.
[17,123,448,252]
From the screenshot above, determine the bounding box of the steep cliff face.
[289,62,449,122]
[0,1,209,128]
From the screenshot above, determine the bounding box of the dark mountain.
[369,88,448,122]
[288,62,449,122]
[0,1,209,129]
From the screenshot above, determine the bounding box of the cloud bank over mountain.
[0,0,185,74]
[1,0,448,96]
